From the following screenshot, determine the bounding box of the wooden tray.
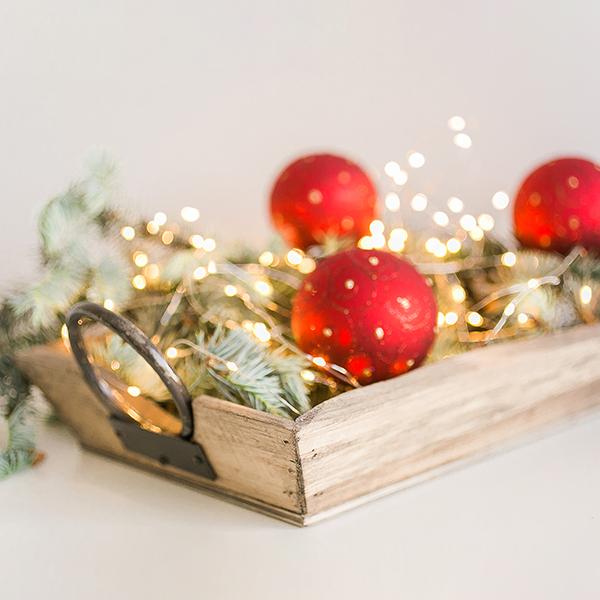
[16,322,600,526]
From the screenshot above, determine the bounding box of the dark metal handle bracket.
[66,302,216,480]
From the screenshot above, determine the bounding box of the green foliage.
[181,327,311,418]
[1,156,130,480]
[11,155,132,331]
[0,357,36,479]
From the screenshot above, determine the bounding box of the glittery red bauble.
[270,153,377,249]
[514,157,600,253]
[291,248,437,384]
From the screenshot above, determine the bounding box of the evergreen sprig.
[1,156,131,479]
[185,327,311,418]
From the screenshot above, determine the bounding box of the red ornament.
[270,153,377,249]
[291,248,437,384]
[513,157,600,253]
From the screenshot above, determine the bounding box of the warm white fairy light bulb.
[446,238,462,253]
[153,212,168,226]
[145,264,160,280]
[477,214,495,232]
[181,206,200,222]
[120,226,136,241]
[433,211,449,227]
[451,285,466,303]
[459,214,477,231]
[103,298,115,310]
[425,237,448,257]
[146,221,160,235]
[60,323,70,348]
[358,236,374,250]
[371,234,386,249]
[253,322,271,343]
[407,152,426,168]
[466,311,483,327]
[393,170,408,185]
[369,220,385,235]
[132,274,147,290]
[224,284,237,297]
[384,161,402,178]
[469,226,484,241]
[254,280,273,296]
[453,133,472,149]
[448,115,466,131]
[580,285,593,305]
[433,244,447,258]
[127,386,141,397]
[387,237,404,252]
[501,252,517,267]
[298,257,316,274]
[391,228,408,242]
[425,237,441,254]
[286,249,303,266]
[189,234,204,249]
[385,192,401,212]
[203,238,216,252]
[193,266,208,280]
[492,191,510,210]
[388,227,408,252]
[445,311,458,325]
[301,369,316,382]
[447,197,464,214]
[165,347,178,359]
[259,251,275,266]
[133,251,148,267]
[411,193,428,211]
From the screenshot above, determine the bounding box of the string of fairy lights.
[115,206,361,393]
[78,114,596,403]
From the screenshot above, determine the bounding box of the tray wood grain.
[16,323,600,525]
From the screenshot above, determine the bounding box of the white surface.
[2,1,600,285]
[1,417,599,599]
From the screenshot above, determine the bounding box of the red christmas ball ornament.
[270,153,377,249]
[291,248,437,384]
[514,157,600,253]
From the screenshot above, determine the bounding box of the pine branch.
[266,348,311,413]
[0,341,38,479]
[180,328,310,417]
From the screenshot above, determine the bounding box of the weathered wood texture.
[16,323,600,525]
[295,323,600,516]
[16,344,303,519]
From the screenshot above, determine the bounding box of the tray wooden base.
[16,323,600,526]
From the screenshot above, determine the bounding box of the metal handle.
[66,302,216,479]
[66,301,194,438]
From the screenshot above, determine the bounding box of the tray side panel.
[16,345,303,514]
[16,344,124,454]
[296,323,600,516]
[192,397,304,513]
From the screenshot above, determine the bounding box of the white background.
[2,0,600,285]
[2,2,600,597]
